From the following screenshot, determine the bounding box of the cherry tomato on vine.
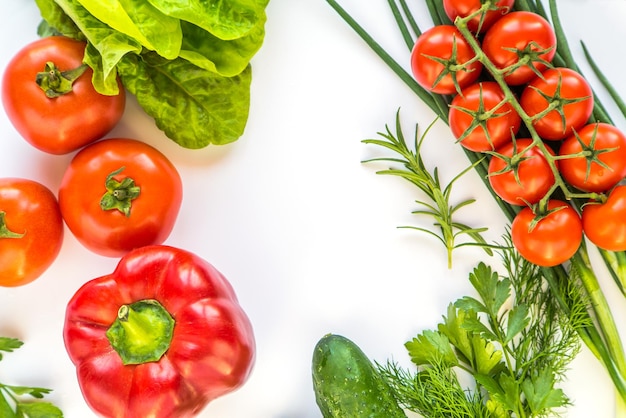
[488,138,555,205]
[482,11,557,86]
[449,81,521,152]
[58,138,182,257]
[410,25,482,95]
[559,123,626,193]
[1,36,125,155]
[511,200,582,267]
[443,0,514,34]
[582,185,626,251]
[520,67,593,141]
[0,178,64,287]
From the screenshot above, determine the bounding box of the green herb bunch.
[379,239,584,417]
[0,337,63,418]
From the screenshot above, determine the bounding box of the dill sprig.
[379,239,581,417]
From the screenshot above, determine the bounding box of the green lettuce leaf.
[75,0,182,59]
[51,0,143,94]
[35,0,268,147]
[35,0,84,39]
[118,52,252,148]
[179,18,267,77]
[146,0,269,40]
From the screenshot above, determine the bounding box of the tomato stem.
[0,212,24,239]
[100,167,141,217]
[36,61,88,99]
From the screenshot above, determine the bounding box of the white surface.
[0,0,624,417]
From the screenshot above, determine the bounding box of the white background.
[1,0,625,417]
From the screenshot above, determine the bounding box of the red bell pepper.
[63,245,256,418]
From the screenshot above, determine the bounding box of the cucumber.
[311,334,406,418]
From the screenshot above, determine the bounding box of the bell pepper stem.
[106,299,175,365]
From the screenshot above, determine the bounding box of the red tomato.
[1,36,125,155]
[582,186,626,251]
[511,200,582,267]
[488,138,555,205]
[410,25,482,95]
[58,138,182,257]
[558,123,626,193]
[0,178,64,286]
[520,68,593,141]
[482,11,557,86]
[582,185,626,251]
[443,0,515,33]
[449,81,521,152]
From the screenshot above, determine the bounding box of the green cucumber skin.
[312,334,406,418]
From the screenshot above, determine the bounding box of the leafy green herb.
[362,109,492,268]
[0,337,63,418]
[379,239,582,418]
[33,0,269,148]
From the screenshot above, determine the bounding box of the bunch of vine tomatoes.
[410,0,626,267]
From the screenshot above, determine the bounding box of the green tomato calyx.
[36,61,88,99]
[100,167,141,217]
[0,211,25,239]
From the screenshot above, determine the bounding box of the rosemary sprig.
[362,110,493,268]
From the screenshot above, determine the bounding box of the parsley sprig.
[379,240,583,417]
[0,337,63,418]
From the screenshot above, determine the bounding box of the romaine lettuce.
[33,0,268,148]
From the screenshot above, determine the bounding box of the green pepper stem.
[105,299,175,365]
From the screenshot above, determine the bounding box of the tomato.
[520,68,593,141]
[1,36,125,155]
[511,200,582,267]
[558,123,626,193]
[449,81,521,152]
[582,185,626,251]
[482,11,557,86]
[410,25,482,95]
[0,178,64,286]
[58,138,182,257]
[488,138,555,205]
[443,0,515,33]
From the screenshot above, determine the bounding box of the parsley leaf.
[0,337,63,418]
[379,238,580,417]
